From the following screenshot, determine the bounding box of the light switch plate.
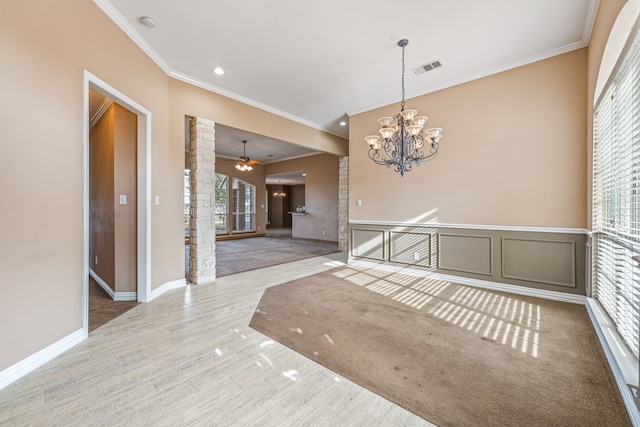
[119,195,126,205]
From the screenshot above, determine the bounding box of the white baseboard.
[0,329,85,390]
[586,298,640,426]
[348,258,586,305]
[89,269,137,301]
[89,269,114,298]
[113,292,137,302]
[149,278,187,301]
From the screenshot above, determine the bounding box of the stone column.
[338,156,349,252]
[189,117,216,284]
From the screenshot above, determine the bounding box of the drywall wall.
[89,104,116,289]
[113,104,137,293]
[89,103,137,294]
[349,48,588,229]
[264,154,339,241]
[0,0,346,374]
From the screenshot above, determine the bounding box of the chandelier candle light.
[365,39,443,176]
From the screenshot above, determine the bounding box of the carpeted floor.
[185,236,339,279]
[249,265,631,427]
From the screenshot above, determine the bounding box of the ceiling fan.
[234,140,263,171]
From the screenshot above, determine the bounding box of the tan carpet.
[186,236,339,279]
[249,266,630,427]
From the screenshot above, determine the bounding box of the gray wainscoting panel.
[501,238,576,287]
[389,231,431,267]
[351,229,386,261]
[438,234,493,276]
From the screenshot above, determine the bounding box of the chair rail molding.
[348,220,589,235]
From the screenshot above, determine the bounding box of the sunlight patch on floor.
[340,266,542,358]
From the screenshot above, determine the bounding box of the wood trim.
[348,220,588,235]
[501,237,576,287]
[149,279,187,302]
[351,228,386,261]
[0,329,85,390]
[437,233,493,276]
[585,298,640,425]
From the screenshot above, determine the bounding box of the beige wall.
[290,185,306,212]
[113,104,137,293]
[349,49,588,228]
[89,103,137,293]
[90,104,116,289]
[0,0,345,373]
[265,154,339,241]
[586,0,628,228]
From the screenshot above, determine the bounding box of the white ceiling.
[213,123,321,164]
[95,0,597,140]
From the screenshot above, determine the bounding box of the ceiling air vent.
[412,60,443,75]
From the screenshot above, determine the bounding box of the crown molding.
[92,0,346,140]
[347,40,590,117]
[92,0,172,74]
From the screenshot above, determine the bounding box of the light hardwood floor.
[0,253,433,426]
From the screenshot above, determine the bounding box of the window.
[215,173,228,234]
[232,177,255,232]
[592,28,640,359]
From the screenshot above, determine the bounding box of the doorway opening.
[266,171,306,239]
[82,70,151,336]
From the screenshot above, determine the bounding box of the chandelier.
[235,163,252,172]
[272,184,286,198]
[364,39,443,177]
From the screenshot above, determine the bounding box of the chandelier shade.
[365,39,443,176]
[235,163,253,172]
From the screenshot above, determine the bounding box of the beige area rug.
[249,266,630,427]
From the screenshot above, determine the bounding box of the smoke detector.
[139,17,156,29]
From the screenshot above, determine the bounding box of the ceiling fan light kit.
[364,39,443,177]
[235,140,260,171]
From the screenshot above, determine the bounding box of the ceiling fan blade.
[248,159,264,166]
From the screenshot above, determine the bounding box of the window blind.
[593,28,640,360]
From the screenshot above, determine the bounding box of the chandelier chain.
[401,44,406,111]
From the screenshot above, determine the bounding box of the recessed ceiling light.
[339,121,347,126]
[139,17,156,29]
[212,67,224,75]
[302,173,306,176]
